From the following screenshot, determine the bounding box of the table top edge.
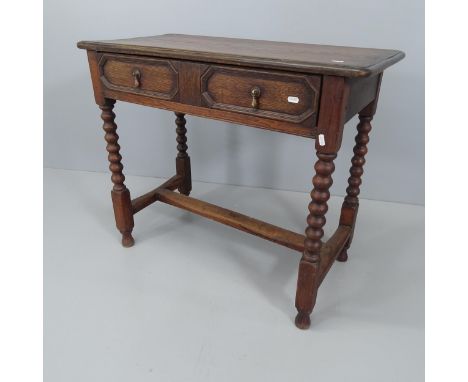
[77,35,405,78]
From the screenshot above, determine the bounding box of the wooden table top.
[77,34,404,78]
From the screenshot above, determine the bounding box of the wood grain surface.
[79,34,404,330]
[78,34,405,77]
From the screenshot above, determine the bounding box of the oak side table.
[77,34,404,329]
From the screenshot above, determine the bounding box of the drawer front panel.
[201,66,320,124]
[99,54,179,100]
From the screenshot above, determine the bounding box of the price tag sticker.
[318,134,326,146]
[287,96,299,104]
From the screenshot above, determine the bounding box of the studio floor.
[44,168,424,382]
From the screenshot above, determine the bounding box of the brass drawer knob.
[132,69,141,88]
[251,86,261,109]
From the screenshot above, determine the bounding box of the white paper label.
[287,96,299,104]
[318,134,326,146]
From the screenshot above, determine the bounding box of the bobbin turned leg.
[175,112,192,196]
[295,152,336,329]
[337,109,374,262]
[100,99,135,247]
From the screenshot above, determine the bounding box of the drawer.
[201,66,320,125]
[98,54,179,100]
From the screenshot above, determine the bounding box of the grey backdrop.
[44,0,424,205]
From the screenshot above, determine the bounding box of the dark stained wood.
[318,225,351,284]
[295,152,337,329]
[132,175,182,214]
[78,34,405,78]
[132,178,352,264]
[360,73,383,117]
[174,113,192,195]
[178,61,205,106]
[79,33,404,330]
[86,51,105,105]
[338,119,372,259]
[103,87,317,138]
[315,76,350,153]
[100,99,134,247]
[338,102,377,262]
[155,188,306,252]
[201,65,320,127]
[337,204,359,263]
[345,74,381,122]
[99,54,179,100]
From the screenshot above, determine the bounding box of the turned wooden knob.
[251,86,261,109]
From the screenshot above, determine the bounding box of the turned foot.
[121,232,135,247]
[295,312,311,330]
[101,100,135,247]
[295,152,337,330]
[338,111,374,264]
[336,248,348,262]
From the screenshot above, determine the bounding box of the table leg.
[295,152,337,329]
[337,109,374,262]
[100,99,135,247]
[175,112,192,196]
